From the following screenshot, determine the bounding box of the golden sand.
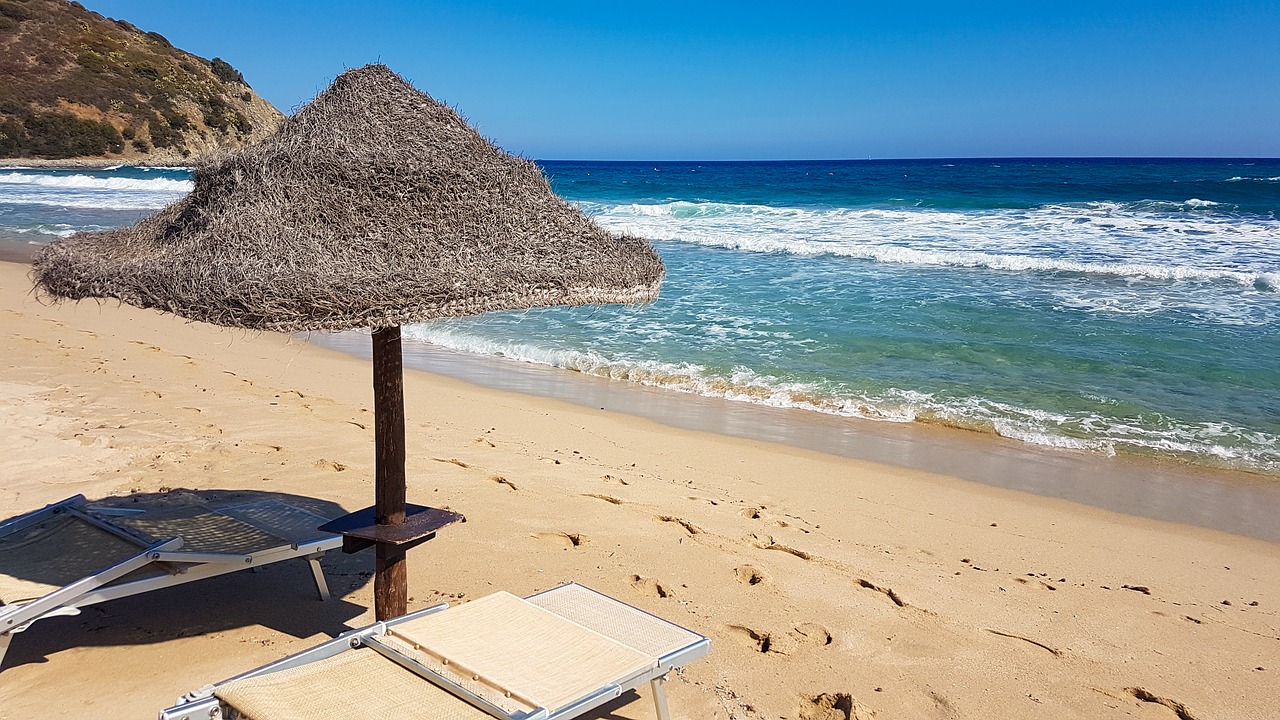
[1,260,1276,719]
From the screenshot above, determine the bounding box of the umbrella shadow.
[0,488,372,670]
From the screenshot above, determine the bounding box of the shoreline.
[9,249,1279,540]
[314,329,1280,543]
[3,258,1278,719]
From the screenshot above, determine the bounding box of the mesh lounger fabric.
[386,591,656,714]
[216,501,335,547]
[108,505,291,554]
[0,513,156,604]
[526,583,703,659]
[215,649,492,720]
[1,499,334,607]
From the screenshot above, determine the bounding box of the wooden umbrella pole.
[372,326,407,620]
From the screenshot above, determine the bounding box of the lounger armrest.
[151,551,255,565]
[84,506,147,516]
[158,694,219,720]
[658,636,711,670]
[2,537,181,632]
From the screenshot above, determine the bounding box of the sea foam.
[0,172,193,193]
[402,324,1280,473]
[0,171,190,209]
[583,200,1280,289]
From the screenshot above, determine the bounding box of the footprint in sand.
[798,693,870,720]
[314,459,347,472]
[750,533,811,560]
[725,624,780,654]
[1126,688,1200,720]
[629,574,672,598]
[733,565,768,586]
[655,515,702,536]
[856,579,907,608]
[790,622,833,647]
[431,457,470,468]
[490,475,518,491]
[582,493,622,505]
[532,531,584,548]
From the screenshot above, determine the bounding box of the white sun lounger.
[159,583,710,720]
[0,494,342,667]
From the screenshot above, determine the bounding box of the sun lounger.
[159,582,710,720]
[0,494,342,667]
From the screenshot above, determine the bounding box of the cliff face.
[0,0,283,163]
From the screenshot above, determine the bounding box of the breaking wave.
[402,324,1280,474]
[0,172,193,193]
[584,200,1280,289]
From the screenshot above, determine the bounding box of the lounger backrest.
[0,513,149,604]
[387,591,656,715]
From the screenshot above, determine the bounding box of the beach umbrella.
[30,64,664,620]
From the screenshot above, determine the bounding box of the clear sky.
[81,1,1279,160]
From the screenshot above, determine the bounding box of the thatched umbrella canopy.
[31,64,664,620]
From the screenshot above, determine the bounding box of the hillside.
[0,0,282,163]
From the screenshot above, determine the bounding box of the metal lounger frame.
[0,495,342,667]
[159,585,711,720]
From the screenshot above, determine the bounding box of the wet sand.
[314,331,1280,543]
[2,259,1278,720]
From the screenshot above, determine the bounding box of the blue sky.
[83,1,1279,160]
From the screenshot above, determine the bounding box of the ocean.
[3,158,1278,476]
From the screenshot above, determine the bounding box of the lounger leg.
[307,554,331,601]
[0,632,11,668]
[651,674,671,720]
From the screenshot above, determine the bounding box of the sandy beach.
[1,257,1277,719]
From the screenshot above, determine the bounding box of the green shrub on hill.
[0,0,32,30]
[0,0,282,159]
[210,57,246,86]
[147,117,182,149]
[12,112,123,158]
[0,118,23,155]
[0,1,34,23]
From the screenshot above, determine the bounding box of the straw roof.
[31,64,663,332]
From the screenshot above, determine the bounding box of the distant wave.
[402,324,1279,473]
[0,172,193,193]
[0,171,189,209]
[1225,175,1280,182]
[584,200,1280,290]
[6,223,103,238]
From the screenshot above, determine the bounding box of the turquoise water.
[3,159,1278,473]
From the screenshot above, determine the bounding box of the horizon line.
[534,155,1280,163]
